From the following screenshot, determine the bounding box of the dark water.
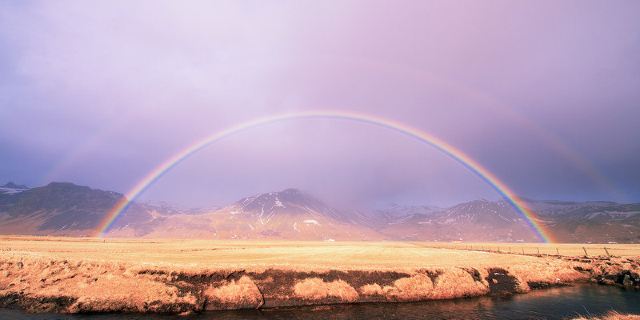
[2,284,639,320]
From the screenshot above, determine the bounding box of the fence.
[415,243,639,258]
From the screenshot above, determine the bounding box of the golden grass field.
[0,236,552,272]
[417,242,640,258]
[0,236,638,313]
[1,236,637,270]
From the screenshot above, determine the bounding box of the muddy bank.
[566,256,640,290]
[1,253,618,315]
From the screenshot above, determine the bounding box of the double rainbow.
[96,111,553,242]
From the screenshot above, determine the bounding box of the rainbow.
[42,57,618,199]
[96,111,554,242]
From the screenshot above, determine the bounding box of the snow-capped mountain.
[379,199,539,242]
[1,181,638,242]
[378,199,640,243]
[526,200,640,243]
[0,182,159,236]
[111,188,381,240]
[0,182,29,195]
[226,188,348,224]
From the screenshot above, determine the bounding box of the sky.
[0,0,639,209]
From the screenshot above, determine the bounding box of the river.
[1,284,638,320]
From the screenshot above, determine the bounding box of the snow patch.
[0,187,27,195]
[303,219,320,226]
[273,197,285,208]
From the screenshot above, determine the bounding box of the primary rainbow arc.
[96,110,553,242]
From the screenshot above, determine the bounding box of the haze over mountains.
[1,182,638,243]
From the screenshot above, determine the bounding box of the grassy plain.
[1,236,637,270]
[4,236,637,270]
[415,242,640,258]
[0,236,638,313]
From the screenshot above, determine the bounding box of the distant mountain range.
[1,182,638,243]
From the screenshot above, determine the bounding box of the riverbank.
[3,283,640,320]
[574,311,640,320]
[0,237,638,314]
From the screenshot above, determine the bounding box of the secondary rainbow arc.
[97,111,554,242]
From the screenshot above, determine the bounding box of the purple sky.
[1,0,639,208]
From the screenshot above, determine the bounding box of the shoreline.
[0,239,638,315]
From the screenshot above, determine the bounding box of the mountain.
[108,188,381,240]
[0,182,156,236]
[527,200,640,243]
[372,203,441,228]
[0,182,29,195]
[378,199,640,243]
[379,200,542,242]
[0,181,638,242]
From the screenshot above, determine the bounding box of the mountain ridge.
[1,181,638,242]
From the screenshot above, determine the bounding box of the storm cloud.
[1,0,639,208]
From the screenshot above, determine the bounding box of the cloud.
[1,0,639,206]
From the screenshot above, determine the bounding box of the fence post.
[522,248,525,255]
[582,247,588,257]
[537,247,540,255]
[604,247,611,257]
[556,248,560,256]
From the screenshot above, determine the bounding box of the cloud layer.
[1,0,639,207]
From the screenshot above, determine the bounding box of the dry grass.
[430,268,490,299]
[419,242,640,258]
[0,257,197,313]
[2,236,620,272]
[572,311,640,320]
[203,276,263,309]
[507,260,589,287]
[371,268,490,301]
[293,278,358,302]
[385,273,434,300]
[359,283,384,295]
[0,236,636,313]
